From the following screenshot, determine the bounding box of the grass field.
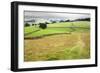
[24,21,90,38]
[24,21,90,61]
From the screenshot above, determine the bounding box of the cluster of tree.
[59,20,70,22]
[39,23,47,29]
[25,22,47,29]
[24,19,71,27]
[50,20,71,23]
[32,23,39,26]
[50,21,56,24]
[74,18,90,21]
[24,23,30,27]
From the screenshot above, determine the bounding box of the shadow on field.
[24,32,71,40]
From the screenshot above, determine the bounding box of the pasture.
[24,21,90,61]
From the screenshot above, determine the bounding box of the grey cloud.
[24,11,90,21]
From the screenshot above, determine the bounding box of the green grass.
[25,28,72,37]
[24,26,40,34]
[48,21,90,28]
[24,21,90,38]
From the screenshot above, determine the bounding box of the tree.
[45,22,49,24]
[32,24,34,26]
[65,20,70,22]
[74,18,90,21]
[51,21,56,23]
[25,23,30,27]
[59,20,64,22]
[39,23,47,29]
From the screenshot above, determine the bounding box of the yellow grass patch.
[24,32,90,61]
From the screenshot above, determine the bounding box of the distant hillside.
[74,18,90,21]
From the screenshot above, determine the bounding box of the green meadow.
[24,21,90,38]
[24,21,90,61]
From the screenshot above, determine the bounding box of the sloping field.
[24,21,90,61]
[24,32,90,61]
[24,21,90,38]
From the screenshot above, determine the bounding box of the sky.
[24,11,90,22]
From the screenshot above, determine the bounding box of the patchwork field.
[24,21,90,61]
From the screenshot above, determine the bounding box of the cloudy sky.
[24,11,90,22]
